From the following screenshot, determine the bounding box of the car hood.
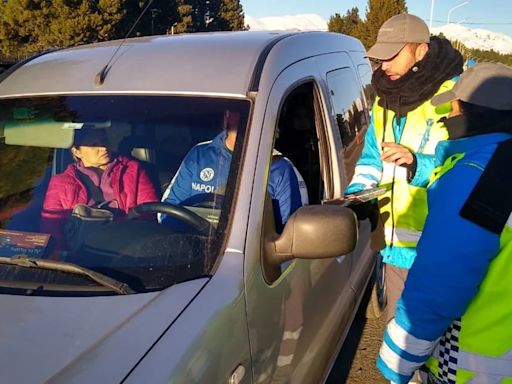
[0,278,209,384]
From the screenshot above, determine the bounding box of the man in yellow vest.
[345,14,463,318]
[377,62,512,383]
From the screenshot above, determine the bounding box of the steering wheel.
[128,202,210,235]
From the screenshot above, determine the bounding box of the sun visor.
[4,119,76,148]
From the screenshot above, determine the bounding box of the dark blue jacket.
[161,131,307,231]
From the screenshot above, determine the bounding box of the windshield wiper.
[0,256,134,295]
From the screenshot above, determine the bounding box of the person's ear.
[415,43,429,61]
[449,100,463,117]
[70,146,81,159]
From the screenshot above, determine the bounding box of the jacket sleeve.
[409,153,436,187]
[135,165,159,205]
[345,110,383,195]
[268,158,303,232]
[41,176,70,220]
[377,161,501,383]
[40,176,72,256]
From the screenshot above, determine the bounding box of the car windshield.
[0,95,250,295]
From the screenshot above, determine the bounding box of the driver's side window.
[274,82,324,206]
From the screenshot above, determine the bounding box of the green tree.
[117,0,179,37]
[0,0,125,59]
[174,0,245,33]
[174,0,196,33]
[328,7,362,38]
[357,0,407,49]
[217,0,245,31]
[0,0,246,59]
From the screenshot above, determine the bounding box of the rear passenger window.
[326,67,370,180]
[357,63,376,107]
[326,68,366,149]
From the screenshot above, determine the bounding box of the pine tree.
[217,0,245,31]
[117,0,179,37]
[357,0,407,49]
[174,0,199,33]
[0,0,125,59]
[0,0,245,59]
[173,0,244,33]
[328,7,362,38]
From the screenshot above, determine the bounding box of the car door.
[243,56,356,384]
[318,52,377,301]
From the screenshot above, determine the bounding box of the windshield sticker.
[62,123,84,130]
[0,229,50,257]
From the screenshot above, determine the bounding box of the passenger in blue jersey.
[161,110,308,232]
[377,63,512,384]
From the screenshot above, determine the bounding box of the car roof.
[0,31,364,99]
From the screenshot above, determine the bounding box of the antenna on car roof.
[95,0,155,86]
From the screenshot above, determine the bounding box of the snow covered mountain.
[431,24,512,54]
[245,14,512,55]
[245,14,327,32]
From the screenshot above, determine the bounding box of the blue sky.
[240,0,512,36]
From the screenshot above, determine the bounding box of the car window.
[0,95,250,295]
[326,67,369,180]
[357,63,376,107]
[275,82,325,205]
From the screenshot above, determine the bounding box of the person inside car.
[41,128,159,254]
[160,110,308,232]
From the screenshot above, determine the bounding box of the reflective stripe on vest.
[384,226,422,245]
[351,165,382,189]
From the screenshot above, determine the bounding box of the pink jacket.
[41,156,158,255]
[42,156,158,220]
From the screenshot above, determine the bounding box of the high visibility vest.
[425,155,512,384]
[372,80,453,252]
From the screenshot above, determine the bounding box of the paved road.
[326,289,388,384]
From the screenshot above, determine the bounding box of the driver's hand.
[381,142,414,166]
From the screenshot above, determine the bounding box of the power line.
[427,19,512,25]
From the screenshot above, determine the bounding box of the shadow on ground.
[326,283,388,384]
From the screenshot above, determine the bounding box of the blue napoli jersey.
[161,131,307,231]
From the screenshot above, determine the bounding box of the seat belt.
[75,170,106,207]
[460,139,512,234]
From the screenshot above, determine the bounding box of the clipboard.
[324,186,387,206]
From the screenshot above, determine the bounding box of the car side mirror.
[262,199,358,283]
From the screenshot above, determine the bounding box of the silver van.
[0,31,377,383]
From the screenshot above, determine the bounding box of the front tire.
[366,253,387,319]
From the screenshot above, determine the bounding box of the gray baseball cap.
[431,62,512,110]
[366,14,430,60]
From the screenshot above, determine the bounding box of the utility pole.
[447,1,471,24]
[204,0,214,28]
[429,0,435,30]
